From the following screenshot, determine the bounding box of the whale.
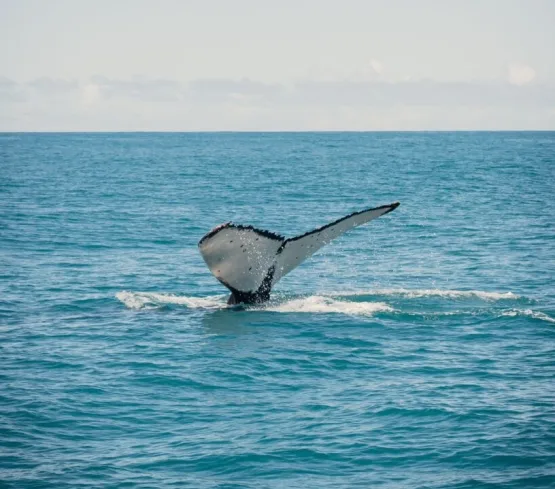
[198,202,400,305]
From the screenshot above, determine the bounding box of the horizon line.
[2,129,555,134]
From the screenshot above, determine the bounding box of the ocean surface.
[1,132,554,488]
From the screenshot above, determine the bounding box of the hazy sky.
[1,0,554,130]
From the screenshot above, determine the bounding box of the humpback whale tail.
[198,202,400,305]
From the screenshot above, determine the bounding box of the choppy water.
[1,132,554,488]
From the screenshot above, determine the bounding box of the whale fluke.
[198,202,400,305]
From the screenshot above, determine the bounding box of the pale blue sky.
[1,0,554,130]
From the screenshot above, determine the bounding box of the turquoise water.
[1,132,554,488]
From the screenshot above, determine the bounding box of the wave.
[500,309,555,324]
[339,288,520,301]
[384,308,555,324]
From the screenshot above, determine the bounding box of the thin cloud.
[28,77,79,95]
[369,59,384,76]
[89,76,185,102]
[0,77,27,103]
[0,76,554,131]
[508,64,536,86]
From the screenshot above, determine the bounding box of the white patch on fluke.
[273,205,397,283]
[198,226,283,293]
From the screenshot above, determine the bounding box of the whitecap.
[500,309,555,323]
[341,289,520,301]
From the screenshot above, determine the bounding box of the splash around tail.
[114,289,555,324]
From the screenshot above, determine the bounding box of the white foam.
[342,289,520,301]
[500,309,555,323]
[116,291,391,317]
[117,290,546,324]
[264,296,393,316]
[116,291,226,310]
